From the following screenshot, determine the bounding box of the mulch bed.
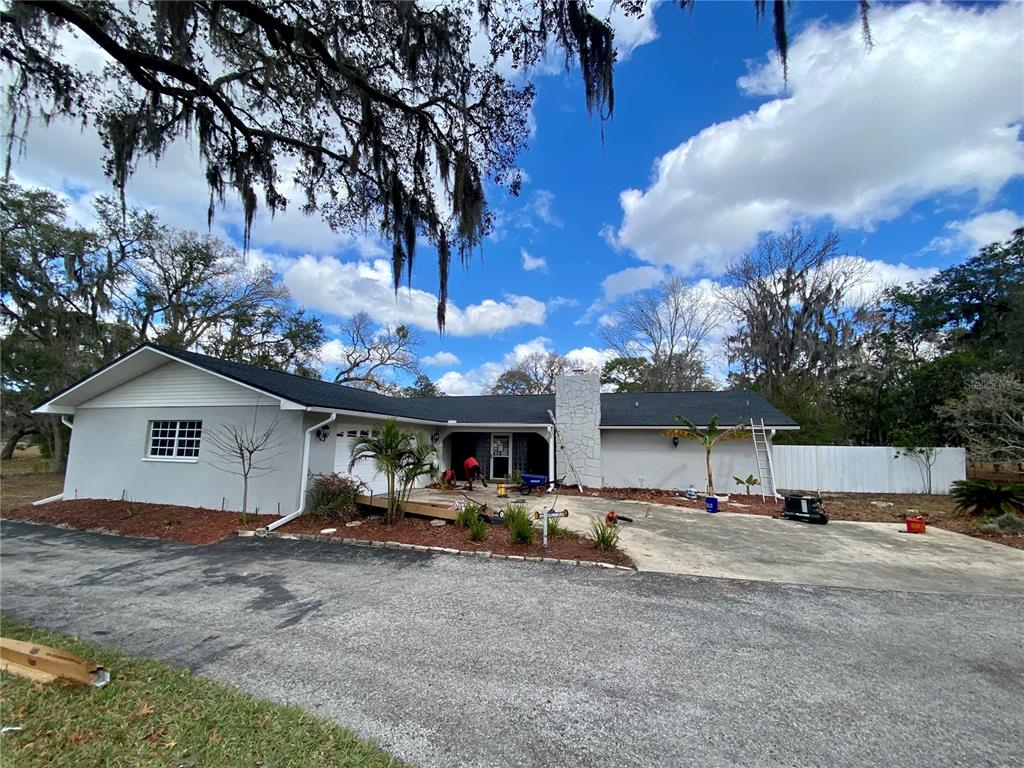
[279,513,635,567]
[2,499,264,545]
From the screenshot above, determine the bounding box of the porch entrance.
[446,431,550,481]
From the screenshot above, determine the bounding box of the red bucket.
[905,516,926,534]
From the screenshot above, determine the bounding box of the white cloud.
[521,248,548,272]
[613,2,1024,274]
[422,351,460,367]
[546,296,580,310]
[283,256,546,337]
[840,257,938,304]
[931,209,1024,253]
[528,189,562,228]
[601,0,659,61]
[565,345,616,369]
[601,265,664,301]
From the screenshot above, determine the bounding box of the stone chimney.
[553,373,602,487]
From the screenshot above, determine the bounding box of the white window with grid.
[147,420,203,459]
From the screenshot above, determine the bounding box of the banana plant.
[663,414,748,496]
[733,473,761,495]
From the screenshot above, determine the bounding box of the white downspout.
[266,412,336,531]
[34,416,74,505]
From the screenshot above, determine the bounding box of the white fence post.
[772,446,966,494]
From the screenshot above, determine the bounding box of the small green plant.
[541,515,579,539]
[455,502,482,528]
[237,510,250,527]
[504,503,535,544]
[733,474,761,495]
[123,502,141,519]
[467,516,490,542]
[309,473,361,522]
[950,480,1024,517]
[976,511,1024,534]
[589,516,621,551]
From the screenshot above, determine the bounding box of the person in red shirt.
[463,456,488,490]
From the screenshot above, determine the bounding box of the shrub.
[454,502,482,528]
[589,516,621,551]
[976,511,1024,534]
[504,503,535,545]
[309,473,361,522]
[467,516,490,542]
[950,480,1024,517]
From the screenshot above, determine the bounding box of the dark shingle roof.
[599,390,797,428]
[113,344,797,427]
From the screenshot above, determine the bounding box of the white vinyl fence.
[772,445,966,494]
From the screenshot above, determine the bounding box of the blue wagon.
[518,473,564,495]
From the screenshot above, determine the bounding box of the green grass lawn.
[0,616,410,768]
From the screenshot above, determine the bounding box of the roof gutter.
[301,405,440,426]
[266,412,336,532]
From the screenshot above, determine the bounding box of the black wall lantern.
[431,431,440,443]
[672,436,679,448]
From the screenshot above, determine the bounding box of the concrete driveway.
[2,520,1022,768]
[413,488,1024,595]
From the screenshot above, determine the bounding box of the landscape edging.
[240,529,634,571]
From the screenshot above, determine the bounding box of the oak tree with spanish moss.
[1,1,871,330]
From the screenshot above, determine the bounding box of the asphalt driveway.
[1,520,1022,767]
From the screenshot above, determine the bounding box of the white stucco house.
[33,344,798,522]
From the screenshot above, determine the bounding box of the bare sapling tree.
[600,276,721,391]
[208,402,283,516]
[894,445,940,494]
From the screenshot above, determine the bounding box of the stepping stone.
[319,528,338,535]
[346,520,364,527]
[430,519,446,527]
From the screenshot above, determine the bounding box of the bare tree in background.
[720,229,868,397]
[600,276,720,391]
[937,372,1024,465]
[208,403,283,516]
[489,352,596,395]
[330,312,421,391]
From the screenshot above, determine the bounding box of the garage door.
[334,428,388,495]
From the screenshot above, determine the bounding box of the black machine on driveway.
[782,493,829,524]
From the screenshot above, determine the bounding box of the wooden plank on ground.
[0,637,108,687]
[355,494,458,521]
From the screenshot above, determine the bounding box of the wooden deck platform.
[356,494,458,521]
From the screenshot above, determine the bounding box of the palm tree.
[400,433,437,507]
[349,417,414,524]
[665,414,748,496]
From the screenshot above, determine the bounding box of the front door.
[490,433,510,479]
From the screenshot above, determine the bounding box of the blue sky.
[12,1,1024,393]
